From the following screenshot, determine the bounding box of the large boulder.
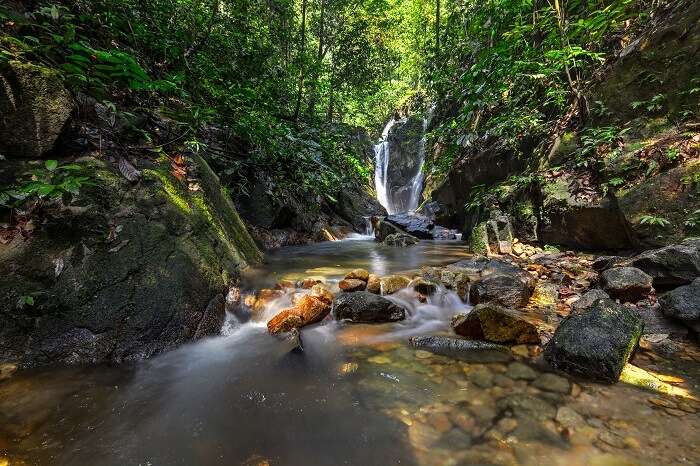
[0,61,74,158]
[0,155,262,367]
[467,213,514,255]
[333,291,406,323]
[659,278,700,334]
[452,304,540,344]
[537,175,635,250]
[408,336,513,363]
[570,289,610,314]
[600,267,653,303]
[384,213,434,239]
[450,258,535,308]
[622,241,700,288]
[384,232,419,247]
[544,299,644,383]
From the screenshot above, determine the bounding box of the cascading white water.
[373,116,427,215]
[374,118,400,213]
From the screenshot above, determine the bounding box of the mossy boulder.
[0,60,74,158]
[538,174,635,250]
[0,155,261,367]
[544,298,643,383]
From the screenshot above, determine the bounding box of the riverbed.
[1,238,700,466]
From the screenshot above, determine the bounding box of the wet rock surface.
[384,232,419,247]
[452,304,540,344]
[623,241,700,288]
[544,299,644,383]
[333,291,406,323]
[409,336,513,363]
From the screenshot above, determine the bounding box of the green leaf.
[45,160,58,171]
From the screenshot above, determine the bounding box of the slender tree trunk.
[293,0,308,121]
[435,0,441,57]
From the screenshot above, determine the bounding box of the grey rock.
[623,242,700,288]
[659,278,700,334]
[383,232,419,247]
[506,362,538,381]
[571,289,610,314]
[600,267,653,303]
[332,291,406,323]
[408,336,513,363]
[544,298,643,383]
[385,213,434,239]
[497,394,557,421]
[532,373,571,394]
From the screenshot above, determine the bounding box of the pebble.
[555,406,585,429]
[450,412,476,432]
[598,430,628,449]
[664,408,687,417]
[368,355,391,364]
[427,413,453,433]
[415,350,433,359]
[648,397,677,409]
[532,373,571,394]
[511,345,530,358]
[468,367,494,388]
[505,362,537,381]
[496,417,518,434]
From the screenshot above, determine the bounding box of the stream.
[2,240,700,466]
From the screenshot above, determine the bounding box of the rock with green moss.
[538,174,634,250]
[0,60,74,158]
[0,155,261,367]
[544,298,643,383]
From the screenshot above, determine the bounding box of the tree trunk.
[435,0,441,57]
[293,0,308,121]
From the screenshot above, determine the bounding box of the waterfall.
[373,116,427,215]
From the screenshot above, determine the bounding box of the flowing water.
[2,238,700,466]
[374,117,426,215]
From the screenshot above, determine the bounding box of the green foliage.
[630,94,665,113]
[639,214,671,228]
[0,160,93,209]
[685,210,700,232]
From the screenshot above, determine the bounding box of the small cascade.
[374,115,427,215]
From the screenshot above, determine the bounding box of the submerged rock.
[452,304,540,344]
[496,394,557,421]
[601,267,653,303]
[384,232,419,247]
[659,278,700,334]
[544,299,643,383]
[333,291,406,323]
[408,336,513,363]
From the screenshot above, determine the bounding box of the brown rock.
[300,278,324,289]
[452,303,540,344]
[366,274,381,294]
[267,294,331,334]
[380,275,411,295]
[339,278,367,292]
[275,279,296,290]
[310,284,334,304]
[345,268,370,282]
[267,310,304,334]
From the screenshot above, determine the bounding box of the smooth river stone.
[408,336,513,363]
